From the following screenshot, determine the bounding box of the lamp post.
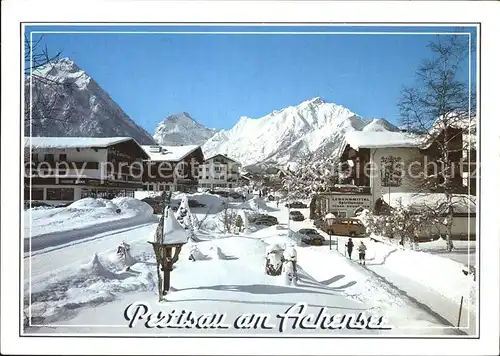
[149,207,188,300]
[324,213,336,251]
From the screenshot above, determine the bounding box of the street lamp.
[324,213,336,251]
[148,207,188,301]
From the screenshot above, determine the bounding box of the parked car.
[187,199,206,208]
[212,190,230,197]
[313,219,325,229]
[141,198,164,214]
[285,201,308,209]
[289,211,305,221]
[174,199,206,208]
[229,192,244,200]
[324,218,366,237]
[298,228,325,246]
[24,201,51,209]
[249,214,279,226]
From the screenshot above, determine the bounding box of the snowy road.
[25,222,159,279]
[23,195,466,336]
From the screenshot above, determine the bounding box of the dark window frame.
[46,187,74,201]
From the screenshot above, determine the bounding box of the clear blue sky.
[26,25,477,133]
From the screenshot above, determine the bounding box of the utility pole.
[287,185,291,238]
[288,204,291,238]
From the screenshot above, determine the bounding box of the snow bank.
[28,251,157,324]
[240,197,275,212]
[25,197,155,242]
[171,192,225,212]
[188,244,211,261]
[133,190,164,200]
[68,198,107,209]
[113,197,155,216]
[362,238,476,307]
[79,253,119,280]
[208,245,230,260]
[251,225,305,248]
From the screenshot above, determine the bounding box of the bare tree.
[399,34,475,252]
[24,35,80,134]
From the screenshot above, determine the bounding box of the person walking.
[345,238,354,259]
[358,241,367,265]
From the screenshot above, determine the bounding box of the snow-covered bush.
[359,202,442,249]
[116,241,135,270]
[280,151,340,200]
[218,203,238,233]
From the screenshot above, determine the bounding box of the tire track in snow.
[25,215,159,253]
[26,222,157,258]
[26,223,158,279]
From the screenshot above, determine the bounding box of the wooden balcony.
[29,161,100,169]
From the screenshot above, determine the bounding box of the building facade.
[197,154,241,189]
[24,137,148,206]
[312,129,476,222]
[141,145,204,193]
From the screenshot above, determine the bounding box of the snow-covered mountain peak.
[159,112,197,128]
[362,118,400,132]
[299,96,326,106]
[202,98,398,168]
[153,113,219,146]
[32,57,91,90]
[26,58,155,144]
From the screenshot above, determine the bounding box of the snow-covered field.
[23,193,475,336]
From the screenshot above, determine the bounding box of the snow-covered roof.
[162,209,188,244]
[382,193,476,215]
[204,153,241,165]
[141,144,200,162]
[345,131,423,150]
[421,113,477,150]
[25,137,134,149]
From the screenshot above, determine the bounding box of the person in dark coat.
[358,241,367,265]
[345,238,354,259]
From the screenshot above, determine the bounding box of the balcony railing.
[28,161,100,169]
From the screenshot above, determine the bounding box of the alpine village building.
[311,126,477,239]
[24,137,149,205]
[24,136,250,206]
[197,154,241,190]
[140,144,204,193]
